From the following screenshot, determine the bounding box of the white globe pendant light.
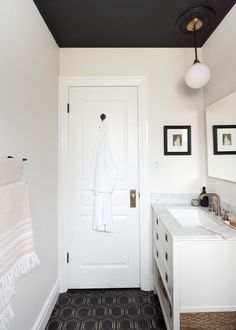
[185,60,210,89]
[185,18,210,89]
[176,7,215,90]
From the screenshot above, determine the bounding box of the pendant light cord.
[193,23,200,63]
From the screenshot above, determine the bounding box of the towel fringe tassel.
[0,253,40,328]
[0,305,14,330]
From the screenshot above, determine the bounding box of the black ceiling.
[33,0,236,47]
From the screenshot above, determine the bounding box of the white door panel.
[66,86,140,288]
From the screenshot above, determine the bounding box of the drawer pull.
[165,251,168,261]
[156,218,159,225]
[156,250,159,258]
[165,233,168,242]
[165,272,168,283]
[156,233,159,240]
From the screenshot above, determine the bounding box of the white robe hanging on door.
[89,123,117,232]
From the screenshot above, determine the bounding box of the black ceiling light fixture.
[176,6,215,89]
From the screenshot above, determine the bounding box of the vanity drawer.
[154,242,173,300]
[154,221,173,272]
[154,216,172,248]
[154,267,173,330]
[155,236,172,272]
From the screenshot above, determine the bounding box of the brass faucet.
[200,192,221,216]
[208,193,221,216]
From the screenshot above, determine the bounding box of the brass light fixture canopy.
[186,17,203,32]
[176,6,215,35]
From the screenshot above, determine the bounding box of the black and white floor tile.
[45,289,166,330]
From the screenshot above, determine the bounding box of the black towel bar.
[7,156,27,162]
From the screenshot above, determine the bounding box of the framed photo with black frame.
[213,125,236,155]
[164,125,191,155]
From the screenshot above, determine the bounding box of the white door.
[66,86,140,288]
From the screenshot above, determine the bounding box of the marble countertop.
[152,203,236,241]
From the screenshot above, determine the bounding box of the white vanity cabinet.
[153,215,173,329]
[152,205,236,330]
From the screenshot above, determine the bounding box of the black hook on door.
[100,113,106,121]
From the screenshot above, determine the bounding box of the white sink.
[167,207,216,228]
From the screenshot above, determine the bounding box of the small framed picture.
[213,125,236,154]
[164,126,191,155]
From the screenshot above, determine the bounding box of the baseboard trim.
[32,279,60,330]
[149,275,154,291]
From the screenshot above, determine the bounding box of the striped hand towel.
[0,182,40,329]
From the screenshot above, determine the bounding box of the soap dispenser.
[200,186,209,207]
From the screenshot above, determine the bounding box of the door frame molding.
[58,76,151,292]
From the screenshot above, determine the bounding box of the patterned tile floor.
[46,289,167,330]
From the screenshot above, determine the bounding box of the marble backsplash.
[151,193,236,217]
[151,193,198,205]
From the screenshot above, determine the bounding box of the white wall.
[0,1,59,329]
[203,4,236,206]
[60,48,206,293]
[60,48,206,194]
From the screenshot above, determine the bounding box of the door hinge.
[138,192,140,198]
[67,252,70,263]
[67,103,70,114]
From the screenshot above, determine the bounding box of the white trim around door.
[58,76,151,292]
